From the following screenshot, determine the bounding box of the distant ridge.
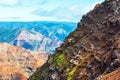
[0,21,76,53]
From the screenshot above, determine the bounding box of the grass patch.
[52,54,65,67]
[67,66,77,80]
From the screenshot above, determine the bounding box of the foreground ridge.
[29,0,120,80]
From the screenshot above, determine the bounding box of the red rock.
[0,43,47,79]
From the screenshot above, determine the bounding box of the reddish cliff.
[0,43,47,79]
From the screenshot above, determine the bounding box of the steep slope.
[0,43,47,80]
[29,0,120,80]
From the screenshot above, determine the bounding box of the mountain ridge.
[0,21,76,53]
[29,0,120,80]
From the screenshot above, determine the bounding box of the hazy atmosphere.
[0,0,104,22]
[1,0,119,80]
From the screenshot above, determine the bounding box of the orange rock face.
[98,69,120,80]
[0,66,27,80]
[0,43,48,80]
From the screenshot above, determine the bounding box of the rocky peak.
[29,0,120,80]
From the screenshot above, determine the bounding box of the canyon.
[0,21,76,79]
[29,0,120,80]
[0,43,47,80]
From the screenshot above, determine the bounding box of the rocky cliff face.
[0,43,47,80]
[29,0,120,80]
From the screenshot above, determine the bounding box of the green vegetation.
[52,54,65,67]
[11,78,18,80]
[67,66,77,80]
[8,57,10,62]
[30,63,49,80]
[106,0,111,4]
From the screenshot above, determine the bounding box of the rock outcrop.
[29,0,120,80]
[0,43,47,80]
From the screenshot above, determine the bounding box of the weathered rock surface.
[29,0,120,80]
